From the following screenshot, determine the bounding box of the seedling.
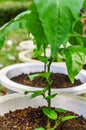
[25,70,77,130]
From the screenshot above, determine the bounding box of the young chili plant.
[25,70,77,130]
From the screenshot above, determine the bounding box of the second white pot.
[0,63,86,94]
[0,93,86,117]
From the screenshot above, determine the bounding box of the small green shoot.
[26,70,77,129]
[42,108,57,120]
[55,108,67,113]
[61,115,78,122]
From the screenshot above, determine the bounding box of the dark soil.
[0,106,86,130]
[83,64,86,70]
[11,72,82,88]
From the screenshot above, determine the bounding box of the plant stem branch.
[44,47,47,72]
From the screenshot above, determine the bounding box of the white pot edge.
[19,40,35,50]
[0,93,86,117]
[0,62,86,94]
[18,50,42,63]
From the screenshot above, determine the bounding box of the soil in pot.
[0,106,86,130]
[11,73,82,88]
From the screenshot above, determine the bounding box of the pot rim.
[0,93,86,117]
[19,40,35,50]
[0,62,86,94]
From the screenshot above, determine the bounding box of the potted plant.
[0,0,86,94]
[0,92,86,129]
[0,0,86,129]
[0,62,86,94]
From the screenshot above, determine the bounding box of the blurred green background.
[0,0,32,68]
[0,0,31,93]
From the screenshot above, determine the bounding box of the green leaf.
[38,56,48,64]
[73,19,83,35]
[29,74,39,81]
[64,46,85,83]
[55,108,67,113]
[45,93,57,100]
[0,3,48,49]
[69,35,84,46]
[42,108,57,120]
[69,31,86,47]
[43,86,49,93]
[34,0,84,58]
[29,86,49,99]
[76,35,86,47]
[83,0,86,9]
[0,11,30,49]
[30,90,43,98]
[35,128,45,130]
[32,47,43,59]
[38,72,51,80]
[29,72,51,82]
[61,115,78,122]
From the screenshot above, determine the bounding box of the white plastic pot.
[0,63,86,94]
[19,40,35,50]
[18,48,51,63]
[0,93,86,118]
[18,50,42,63]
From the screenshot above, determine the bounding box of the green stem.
[46,57,53,129]
[44,47,47,72]
[47,57,52,108]
[48,83,51,108]
[48,57,53,72]
[46,118,51,130]
[46,81,51,130]
[53,117,61,129]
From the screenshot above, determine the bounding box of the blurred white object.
[18,50,39,63]
[7,40,13,46]
[7,54,16,61]
[0,64,3,68]
[19,40,36,50]
[15,45,22,51]
[29,33,34,39]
